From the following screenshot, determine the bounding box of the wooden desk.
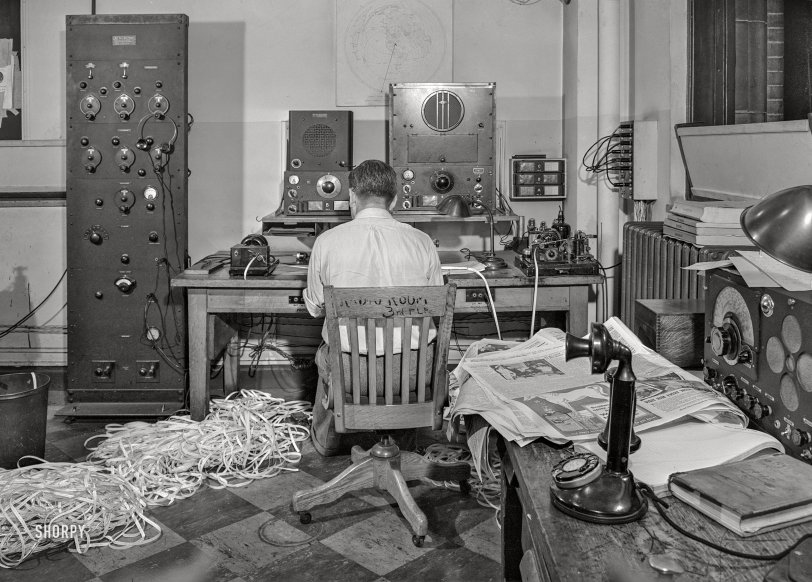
[500,438,812,581]
[171,251,601,420]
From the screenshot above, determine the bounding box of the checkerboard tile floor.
[0,406,502,582]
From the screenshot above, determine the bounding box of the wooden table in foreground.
[171,251,602,420]
[500,438,812,581]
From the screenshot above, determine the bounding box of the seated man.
[303,159,443,456]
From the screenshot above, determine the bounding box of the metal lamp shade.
[740,185,812,273]
[436,195,472,218]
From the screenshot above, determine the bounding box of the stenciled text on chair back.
[323,283,457,433]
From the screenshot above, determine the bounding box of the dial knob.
[89,232,103,245]
[752,402,772,419]
[742,394,757,410]
[114,276,136,294]
[321,180,335,195]
[722,376,738,398]
[403,169,415,181]
[792,429,811,447]
[737,348,753,365]
[431,172,454,193]
[710,323,740,359]
[148,231,159,243]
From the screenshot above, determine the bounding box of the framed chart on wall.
[336,0,453,107]
[0,0,22,140]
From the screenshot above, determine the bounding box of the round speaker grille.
[302,124,337,158]
[782,315,803,353]
[798,353,812,392]
[780,373,800,411]
[422,90,464,132]
[766,336,786,374]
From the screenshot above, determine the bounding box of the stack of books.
[664,199,756,247]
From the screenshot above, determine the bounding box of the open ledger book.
[447,317,783,494]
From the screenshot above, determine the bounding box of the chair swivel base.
[292,438,471,547]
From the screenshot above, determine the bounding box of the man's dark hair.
[349,160,397,203]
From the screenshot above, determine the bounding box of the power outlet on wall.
[465,288,494,302]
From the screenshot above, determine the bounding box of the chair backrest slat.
[400,316,412,404]
[384,317,394,405]
[348,318,361,404]
[416,317,430,402]
[366,318,376,404]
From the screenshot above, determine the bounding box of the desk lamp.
[740,184,812,273]
[437,195,507,271]
[549,323,648,524]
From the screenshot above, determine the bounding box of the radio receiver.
[704,269,812,463]
[282,170,351,216]
[388,82,496,213]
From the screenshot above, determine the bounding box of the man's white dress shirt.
[304,207,443,354]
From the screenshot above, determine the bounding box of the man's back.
[304,207,443,353]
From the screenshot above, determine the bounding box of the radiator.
[620,222,741,327]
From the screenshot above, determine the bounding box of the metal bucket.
[0,372,50,469]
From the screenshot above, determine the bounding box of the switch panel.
[66,14,189,411]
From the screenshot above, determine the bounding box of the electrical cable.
[529,246,540,337]
[421,443,502,523]
[441,266,501,340]
[0,270,67,340]
[638,482,812,561]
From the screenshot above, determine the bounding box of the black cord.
[0,270,67,340]
[638,482,812,561]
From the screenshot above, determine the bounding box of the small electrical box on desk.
[230,245,274,277]
[229,235,278,277]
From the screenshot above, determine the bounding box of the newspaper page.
[450,318,747,462]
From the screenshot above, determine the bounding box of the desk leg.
[499,438,523,582]
[187,289,209,421]
[567,285,589,336]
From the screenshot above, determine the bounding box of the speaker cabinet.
[287,110,353,172]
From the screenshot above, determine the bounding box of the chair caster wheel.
[459,479,471,496]
[299,511,312,524]
[412,534,424,547]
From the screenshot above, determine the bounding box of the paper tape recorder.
[282,170,351,216]
[704,268,812,463]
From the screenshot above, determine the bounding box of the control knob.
[430,171,454,193]
[792,429,811,447]
[751,401,772,419]
[709,322,741,360]
[721,376,739,399]
[114,276,136,294]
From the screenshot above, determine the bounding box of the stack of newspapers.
[449,318,782,494]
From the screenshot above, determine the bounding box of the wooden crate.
[634,299,705,369]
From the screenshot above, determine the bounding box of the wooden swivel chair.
[292,283,471,547]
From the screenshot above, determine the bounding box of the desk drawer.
[454,286,570,313]
[207,289,310,314]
